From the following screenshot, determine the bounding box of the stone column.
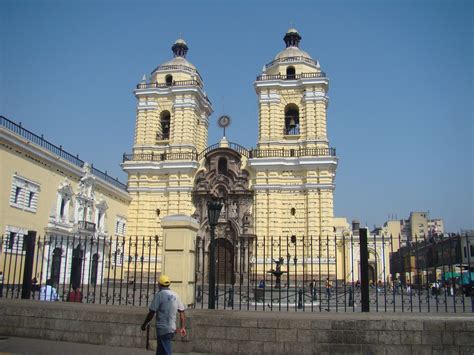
[161,215,199,306]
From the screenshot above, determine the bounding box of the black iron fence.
[194,232,473,313]
[1,232,472,313]
[0,233,163,307]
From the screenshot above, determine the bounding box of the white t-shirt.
[149,288,185,336]
[39,285,58,301]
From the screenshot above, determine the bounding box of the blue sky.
[1,0,472,232]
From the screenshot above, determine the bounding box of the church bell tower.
[123,39,213,236]
[249,28,338,239]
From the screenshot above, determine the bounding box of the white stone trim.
[122,161,199,174]
[5,225,28,235]
[138,101,158,106]
[9,174,41,213]
[137,106,157,111]
[248,156,338,170]
[256,139,329,146]
[255,77,329,90]
[259,92,281,104]
[252,184,335,191]
[303,91,329,103]
[255,257,335,265]
[134,87,213,116]
[127,186,193,193]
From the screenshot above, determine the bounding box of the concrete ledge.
[1,299,473,354]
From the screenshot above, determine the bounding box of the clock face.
[218,115,231,128]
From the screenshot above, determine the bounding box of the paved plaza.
[0,336,209,355]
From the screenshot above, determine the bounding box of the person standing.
[141,275,186,355]
[0,271,4,297]
[310,279,317,300]
[67,285,83,302]
[40,279,58,301]
[325,278,332,299]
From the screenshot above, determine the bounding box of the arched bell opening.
[284,104,300,135]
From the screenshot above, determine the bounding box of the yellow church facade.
[123,29,341,283]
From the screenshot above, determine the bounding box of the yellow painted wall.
[0,128,130,281]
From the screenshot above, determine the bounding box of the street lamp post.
[207,200,223,309]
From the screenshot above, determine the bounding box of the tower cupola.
[283,28,302,48]
[172,38,188,58]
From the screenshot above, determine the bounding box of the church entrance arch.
[71,245,83,289]
[51,248,62,285]
[193,145,255,286]
[90,253,99,286]
[216,239,234,285]
[368,264,376,284]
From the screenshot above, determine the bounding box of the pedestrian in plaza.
[67,285,83,302]
[310,279,317,300]
[40,279,58,301]
[141,275,186,355]
[325,278,332,299]
[0,271,4,297]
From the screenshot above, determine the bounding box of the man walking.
[141,275,186,355]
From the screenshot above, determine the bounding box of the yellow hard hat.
[158,274,171,287]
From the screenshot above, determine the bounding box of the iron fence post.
[360,228,370,312]
[227,287,234,307]
[21,231,36,299]
[208,224,216,309]
[298,288,303,309]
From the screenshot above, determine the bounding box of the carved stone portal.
[193,147,254,284]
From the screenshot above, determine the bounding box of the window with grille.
[9,175,40,213]
[3,231,26,254]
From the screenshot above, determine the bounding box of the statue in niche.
[219,204,226,219]
[230,200,238,218]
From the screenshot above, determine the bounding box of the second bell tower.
[249,28,338,239]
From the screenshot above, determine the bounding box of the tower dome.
[171,38,188,58]
[149,38,201,85]
[274,28,313,61]
[158,38,197,71]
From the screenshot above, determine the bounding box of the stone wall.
[1,299,473,354]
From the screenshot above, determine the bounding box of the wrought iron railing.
[136,79,202,89]
[256,72,326,81]
[0,116,127,191]
[124,145,336,162]
[1,232,472,312]
[78,221,96,232]
[265,56,318,69]
[122,151,198,162]
[153,64,198,74]
[197,142,250,160]
[284,126,300,136]
[249,147,336,158]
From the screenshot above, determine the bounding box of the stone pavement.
[0,336,207,355]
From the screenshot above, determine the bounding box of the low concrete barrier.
[1,299,473,354]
